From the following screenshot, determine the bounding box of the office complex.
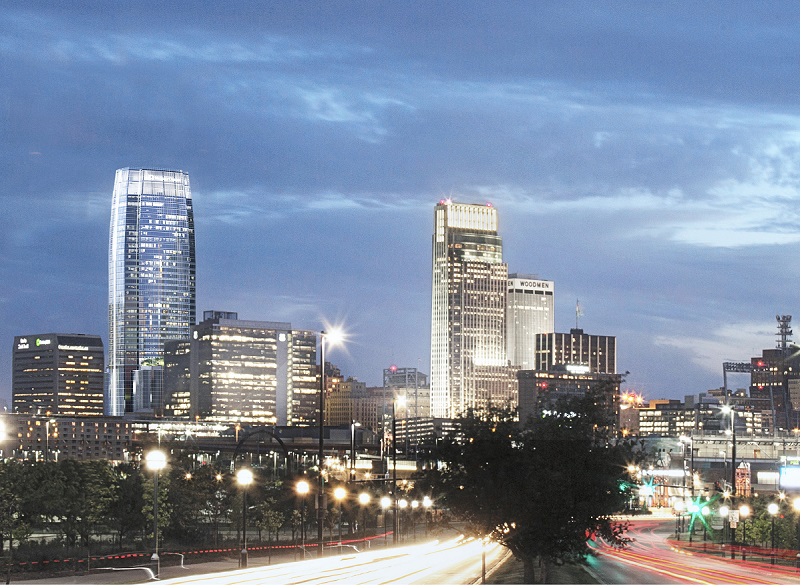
[163,312,318,425]
[506,274,554,370]
[107,167,196,416]
[12,334,104,416]
[535,328,616,374]
[430,200,516,418]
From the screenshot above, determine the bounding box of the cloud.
[654,320,798,377]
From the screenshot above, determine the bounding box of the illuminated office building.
[107,167,196,416]
[535,328,616,374]
[506,274,554,370]
[163,312,318,425]
[430,200,516,418]
[12,334,104,416]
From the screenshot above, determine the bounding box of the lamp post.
[422,496,432,538]
[358,492,370,547]
[738,504,750,558]
[350,420,361,482]
[392,393,405,545]
[296,480,310,560]
[411,500,419,542]
[380,496,391,545]
[398,498,408,543]
[236,468,253,568]
[768,502,779,565]
[145,449,167,579]
[318,329,344,557]
[333,487,346,553]
[721,405,738,550]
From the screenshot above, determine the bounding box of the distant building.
[506,274,554,370]
[107,168,196,416]
[383,367,430,419]
[430,200,516,418]
[747,344,799,432]
[163,312,317,425]
[535,328,616,374]
[12,334,104,416]
[9,415,134,462]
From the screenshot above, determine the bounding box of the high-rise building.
[163,312,318,425]
[12,334,104,416]
[430,200,516,418]
[535,328,616,374]
[107,168,196,416]
[506,274,554,370]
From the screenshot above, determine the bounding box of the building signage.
[509,279,553,290]
[36,338,51,347]
[17,337,29,350]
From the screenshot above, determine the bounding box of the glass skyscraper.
[107,168,196,416]
[430,200,517,419]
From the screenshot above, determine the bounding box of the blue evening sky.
[0,1,799,407]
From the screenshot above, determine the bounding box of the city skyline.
[0,2,799,409]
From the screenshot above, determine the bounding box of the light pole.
[145,449,167,578]
[721,405,738,550]
[392,393,405,545]
[358,492,370,547]
[422,496,432,538]
[398,498,408,543]
[236,468,253,568]
[318,328,344,557]
[333,487,346,553]
[768,502,779,565]
[739,504,750,558]
[380,496,391,545]
[350,420,361,482]
[719,505,729,548]
[296,480,310,559]
[411,500,419,541]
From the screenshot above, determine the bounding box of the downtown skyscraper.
[107,168,196,416]
[430,200,517,419]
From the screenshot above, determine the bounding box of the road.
[156,536,506,585]
[586,517,800,585]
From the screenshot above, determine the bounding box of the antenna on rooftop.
[575,299,583,330]
[776,314,793,351]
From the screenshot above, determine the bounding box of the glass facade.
[107,168,195,416]
[430,200,515,418]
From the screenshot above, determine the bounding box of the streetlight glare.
[768,503,779,515]
[381,496,392,509]
[236,468,253,486]
[322,325,347,346]
[145,449,167,471]
[359,492,370,506]
[333,487,347,501]
[296,480,310,495]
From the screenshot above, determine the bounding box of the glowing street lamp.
[380,496,392,545]
[236,468,254,568]
[392,393,406,544]
[358,492,370,545]
[768,502,779,564]
[350,420,361,482]
[318,327,345,557]
[296,480,310,559]
[423,496,432,538]
[145,449,167,578]
[333,487,347,552]
[738,504,750,553]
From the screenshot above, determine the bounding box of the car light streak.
[160,536,502,585]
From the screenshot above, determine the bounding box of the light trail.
[160,536,503,585]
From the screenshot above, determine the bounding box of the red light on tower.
[389,364,398,373]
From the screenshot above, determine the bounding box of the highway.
[159,536,507,585]
[586,517,800,585]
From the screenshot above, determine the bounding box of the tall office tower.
[430,200,516,419]
[383,366,430,419]
[12,334,104,416]
[107,168,196,416]
[163,312,318,425]
[506,274,555,370]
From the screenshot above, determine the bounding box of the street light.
[679,434,695,499]
[398,498,408,543]
[380,495,392,545]
[411,500,419,541]
[145,449,167,578]
[358,492,370,547]
[318,327,344,557]
[333,487,346,553]
[423,496,432,538]
[767,502,779,564]
[296,480,310,559]
[392,393,406,545]
[236,468,253,568]
[350,420,361,482]
[738,504,750,557]
[719,505,729,546]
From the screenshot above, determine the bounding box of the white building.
[430,200,516,418]
[506,274,555,370]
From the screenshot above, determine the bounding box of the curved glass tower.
[107,168,196,416]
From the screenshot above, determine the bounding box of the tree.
[427,387,642,583]
[107,463,146,549]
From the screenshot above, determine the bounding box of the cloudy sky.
[0,1,799,408]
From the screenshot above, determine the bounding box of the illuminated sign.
[508,279,553,290]
[36,338,51,347]
[58,345,89,352]
[17,338,29,350]
[566,364,590,374]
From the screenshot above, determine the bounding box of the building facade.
[12,334,105,416]
[107,167,196,416]
[535,328,616,374]
[430,200,515,418]
[506,274,554,370]
[163,312,318,425]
